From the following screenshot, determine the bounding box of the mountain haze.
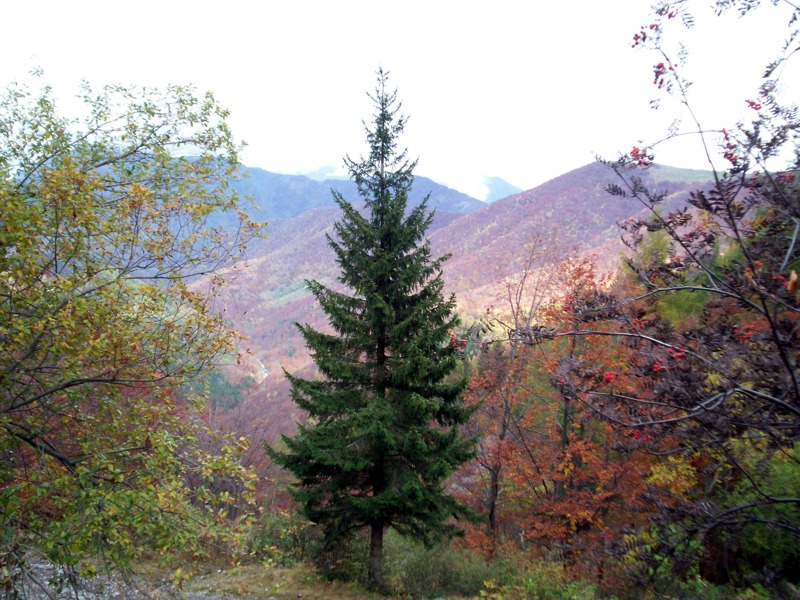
[484,176,524,202]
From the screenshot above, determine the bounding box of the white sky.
[2,1,797,199]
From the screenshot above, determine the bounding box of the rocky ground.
[10,561,241,599]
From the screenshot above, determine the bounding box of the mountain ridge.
[232,166,486,222]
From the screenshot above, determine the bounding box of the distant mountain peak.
[302,166,348,181]
[483,176,524,203]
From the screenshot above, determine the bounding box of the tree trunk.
[486,462,501,556]
[369,521,384,588]
[487,463,500,533]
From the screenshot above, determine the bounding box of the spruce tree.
[267,70,475,588]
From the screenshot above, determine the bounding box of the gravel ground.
[10,561,243,600]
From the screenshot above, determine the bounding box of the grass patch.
[183,563,378,599]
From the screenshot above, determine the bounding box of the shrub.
[246,509,312,565]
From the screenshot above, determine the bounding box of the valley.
[209,161,713,441]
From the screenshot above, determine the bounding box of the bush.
[382,532,517,597]
[246,509,312,565]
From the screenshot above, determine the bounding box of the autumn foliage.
[460,255,661,588]
[456,2,800,595]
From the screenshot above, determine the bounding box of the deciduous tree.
[465,252,659,588]
[0,74,261,592]
[590,0,800,588]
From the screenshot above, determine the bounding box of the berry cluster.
[632,23,659,48]
[745,99,762,111]
[722,129,739,166]
[630,146,653,167]
[627,429,654,442]
[448,329,467,352]
[732,323,756,343]
[666,347,685,359]
[652,61,673,89]
[630,317,649,333]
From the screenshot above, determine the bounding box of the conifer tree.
[267,70,475,588]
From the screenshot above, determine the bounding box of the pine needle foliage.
[267,69,476,588]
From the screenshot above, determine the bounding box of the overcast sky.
[3,1,796,199]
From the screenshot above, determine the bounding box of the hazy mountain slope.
[432,162,712,304]
[214,162,713,437]
[232,167,485,222]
